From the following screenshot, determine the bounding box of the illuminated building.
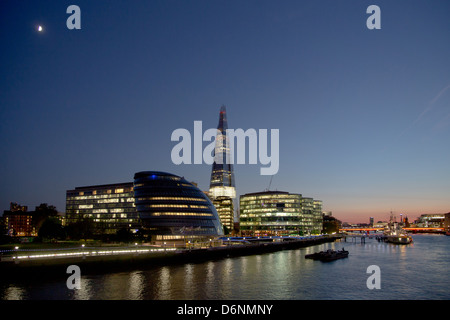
[301,197,315,233]
[240,191,324,236]
[3,202,37,237]
[414,213,447,228]
[212,196,234,234]
[239,191,303,236]
[134,171,224,244]
[3,211,36,237]
[209,105,236,199]
[65,182,139,234]
[209,106,236,233]
[312,199,324,234]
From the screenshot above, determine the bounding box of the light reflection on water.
[1,235,449,300]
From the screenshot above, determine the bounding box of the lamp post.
[14,246,19,264]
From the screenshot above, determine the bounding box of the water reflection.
[3,286,26,300]
[205,261,215,298]
[73,278,92,300]
[128,271,144,300]
[157,266,171,299]
[0,236,448,300]
[183,264,194,298]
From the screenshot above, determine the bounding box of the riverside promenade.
[0,235,341,276]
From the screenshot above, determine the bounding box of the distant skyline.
[1,0,449,224]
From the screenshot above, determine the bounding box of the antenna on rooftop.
[266,175,273,191]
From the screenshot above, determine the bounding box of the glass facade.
[301,197,315,233]
[134,171,224,243]
[240,191,303,236]
[209,105,236,199]
[313,200,324,233]
[212,196,234,234]
[66,182,139,234]
[240,191,323,236]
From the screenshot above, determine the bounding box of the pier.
[342,234,370,243]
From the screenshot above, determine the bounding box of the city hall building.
[134,171,224,244]
[66,171,224,243]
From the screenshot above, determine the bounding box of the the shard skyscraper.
[209,105,236,233]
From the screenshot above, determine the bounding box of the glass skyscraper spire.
[209,105,236,199]
[209,106,236,233]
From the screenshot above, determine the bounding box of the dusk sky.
[1,0,449,224]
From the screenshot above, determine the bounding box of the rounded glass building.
[134,171,224,244]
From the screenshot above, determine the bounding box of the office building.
[313,199,324,233]
[65,182,139,235]
[301,197,315,233]
[239,191,303,236]
[240,191,324,236]
[212,196,234,234]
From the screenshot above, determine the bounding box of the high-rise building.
[209,105,236,231]
[209,106,236,199]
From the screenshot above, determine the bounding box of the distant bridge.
[339,227,445,233]
[403,227,444,233]
[339,228,383,233]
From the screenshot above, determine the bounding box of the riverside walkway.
[0,235,341,274]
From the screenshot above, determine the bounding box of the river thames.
[0,234,448,300]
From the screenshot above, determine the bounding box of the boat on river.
[305,248,349,262]
[383,213,413,244]
[385,234,413,244]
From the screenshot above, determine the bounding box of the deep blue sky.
[1,0,449,223]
